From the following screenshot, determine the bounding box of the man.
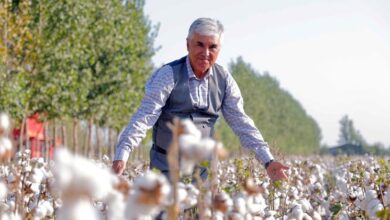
[112,17,288,181]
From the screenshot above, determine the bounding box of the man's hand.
[112,160,126,175]
[266,161,289,182]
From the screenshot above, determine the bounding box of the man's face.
[187,33,221,77]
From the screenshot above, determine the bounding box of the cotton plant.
[125,171,170,219]
[0,113,13,163]
[177,182,199,210]
[0,113,11,134]
[52,148,118,201]
[56,199,100,220]
[52,148,120,220]
[178,119,227,175]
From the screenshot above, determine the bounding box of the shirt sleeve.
[114,65,175,161]
[221,69,274,165]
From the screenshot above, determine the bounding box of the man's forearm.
[254,143,274,165]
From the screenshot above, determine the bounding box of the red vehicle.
[12,113,59,158]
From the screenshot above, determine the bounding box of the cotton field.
[0,114,389,220]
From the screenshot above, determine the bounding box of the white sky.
[144,0,390,147]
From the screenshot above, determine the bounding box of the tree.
[216,57,322,155]
[337,115,366,146]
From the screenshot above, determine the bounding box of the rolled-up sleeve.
[221,71,274,165]
[114,65,175,161]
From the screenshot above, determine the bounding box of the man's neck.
[194,70,208,79]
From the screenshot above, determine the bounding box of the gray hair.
[187,18,224,40]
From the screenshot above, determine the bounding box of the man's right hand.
[112,160,126,175]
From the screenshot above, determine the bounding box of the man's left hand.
[266,161,289,182]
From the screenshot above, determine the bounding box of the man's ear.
[186,38,189,51]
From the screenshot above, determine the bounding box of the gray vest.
[152,56,228,150]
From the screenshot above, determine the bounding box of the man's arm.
[220,69,288,180]
[113,65,174,174]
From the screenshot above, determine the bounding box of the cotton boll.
[133,171,169,193]
[0,212,21,220]
[0,181,7,200]
[188,138,215,161]
[31,168,45,184]
[0,137,12,161]
[125,192,163,219]
[213,211,225,220]
[203,208,212,218]
[180,119,201,139]
[247,197,266,215]
[273,197,280,210]
[227,212,244,220]
[53,148,117,201]
[213,191,232,214]
[384,188,390,207]
[335,177,348,195]
[0,113,10,133]
[180,159,196,175]
[176,183,188,206]
[233,196,247,214]
[129,171,170,211]
[367,198,383,218]
[181,184,199,209]
[30,183,40,194]
[102,155,110,163]
[57,199,99,220]
[311,210,322,220]
[301,213,313,220]
[264,210,277,220]
[34,200,54,219]
[104,191,125,220]
[360,190,377,210]
[288,204,304,220]
[298,199,313,213]
[179,134,199,151]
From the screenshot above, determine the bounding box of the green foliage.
[1,0,157,130]
[0,0,40,120]
[329,202,342,216]
[216,57,321,154]
[336,116,390,155]
[376,209,390,220]
[338,115,366,146]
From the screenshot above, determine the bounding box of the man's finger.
[281,164,289,170]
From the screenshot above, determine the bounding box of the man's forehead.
[190,33,221,43]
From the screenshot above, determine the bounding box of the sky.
[143,0,390,147]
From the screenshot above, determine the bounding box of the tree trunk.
[108,128,113,159]
[87,118,93,158]
[96,125,101,159]
[19,116,26,152]
[24,116,30,152]
[44,121,49,161]
[61,121,67,147]
[72,119,78,154]
[53,119,57,151]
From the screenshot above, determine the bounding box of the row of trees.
[1,1,329,158]
[216,57,322,155]
[337,115,390,155]
[0,0,157,156]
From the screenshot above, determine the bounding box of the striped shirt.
[115,57,274,165]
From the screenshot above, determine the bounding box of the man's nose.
[202,48,210,56]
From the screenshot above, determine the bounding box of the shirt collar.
[186,56,213,80]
